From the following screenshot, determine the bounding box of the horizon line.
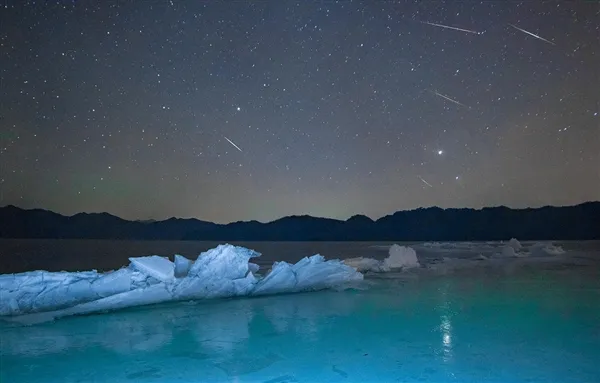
[2,200,598,226]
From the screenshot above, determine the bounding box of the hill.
[0,203,598,241]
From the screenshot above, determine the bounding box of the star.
[1,1,596,224]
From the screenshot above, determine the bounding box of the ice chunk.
[172,244,261,300]
[293,255,363,291]
[189,244,259,279]
[17,284,174,324]
[252,262,296,295]
[173,254,192,278]
[3,243,364,322]
[128,255,175,283]
[344,245,420,272]
[0,271,104,316]
[530,243,565,256]
[501,246,519,258]
[248,262,260,274]
[499,239,529,258]
[384,245,420,269]
[507,238,522,251]
[343,257,385,272]
[254,256,362,296]
[91,268,132,297]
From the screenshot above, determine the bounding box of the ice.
[173,254,192,278]
[341,257,385,273]
[2,257,599,383]
[252,262,296,295]
[1,244,363,322]
[253,255,363,296]
[530,243,565,256]
[248,262,260,274]
[350,240,570,275]
[344,244,420,272]
[507,238,522,251]
[383,244,420,269]
[497,240,565,259]
[423,239,571,274]
[501,245,520,258]
[128,255,175,283]
[91,268,132,297]
[0,271,110,316]
[189,244,259,278]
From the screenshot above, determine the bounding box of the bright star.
[236,107,241,111]
[438,150,443,155]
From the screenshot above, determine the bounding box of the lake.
[0,239,407,274]
[1,240,599,382]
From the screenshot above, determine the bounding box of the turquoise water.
[2,266,599,382]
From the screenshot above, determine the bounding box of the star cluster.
[1,1,598,223]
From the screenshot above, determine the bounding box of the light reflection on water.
[437,281,453,365]
[2,270,600,383]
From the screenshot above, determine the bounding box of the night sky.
[1,1,598,223]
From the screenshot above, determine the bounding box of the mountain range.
[1,203,598,241]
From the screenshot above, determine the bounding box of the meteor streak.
[420,21,483,35]
[508,24,555,45]
[431,90,468,108]
[224,136,243,152]
[418,176,433,188]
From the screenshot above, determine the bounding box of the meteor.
[418,176,433,188]
[224,136,243,152]
[431,90,468,108]
[508,24,555,45]
[420,20,483,35]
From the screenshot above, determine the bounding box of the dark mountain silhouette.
[0,203,598,241]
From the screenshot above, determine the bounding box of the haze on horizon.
[1,2,598,224]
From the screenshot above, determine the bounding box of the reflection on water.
[2,271,600,383]
[441,316,452,359]
[438,282,453,363]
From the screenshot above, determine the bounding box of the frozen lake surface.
[1,240,599,382]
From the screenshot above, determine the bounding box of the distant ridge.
[0,203,598,241]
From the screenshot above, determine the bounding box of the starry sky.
[1,1,598,223]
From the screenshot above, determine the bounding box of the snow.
[0,244,363,322]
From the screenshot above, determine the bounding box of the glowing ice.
[129,255,175,283]
[173,254,192,277]
[0,244,363,322]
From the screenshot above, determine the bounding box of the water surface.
[1,240,599,382]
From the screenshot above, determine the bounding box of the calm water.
[0,239,404,274]
[1,240,600,382]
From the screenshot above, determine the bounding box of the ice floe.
[344,244,420,272]
[0,244,363,322]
